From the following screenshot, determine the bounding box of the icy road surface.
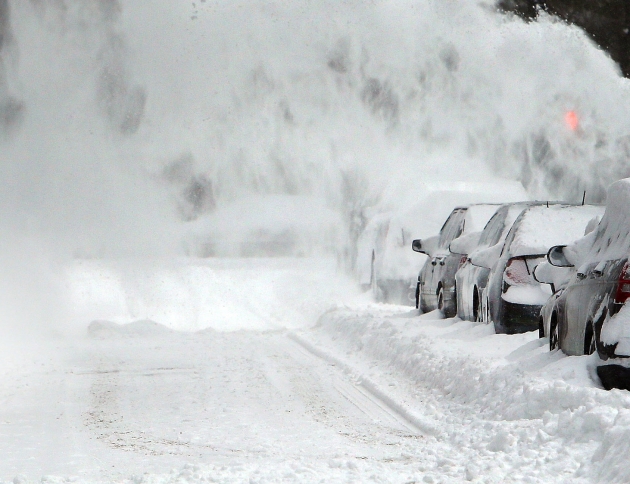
[2,258,630,483]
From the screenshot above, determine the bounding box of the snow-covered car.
[534,215,600,342]
[413,203,502,317]
[471,204,604,334]
[355,212,397,295]
[540,179,630,374]
[454,202,540,322]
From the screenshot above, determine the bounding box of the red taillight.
[504,257,532,285]
[615,262,630,304]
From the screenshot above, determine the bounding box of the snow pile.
[310,305,630,483]
[64,257,359,333]
[552,176,630,282]
[87,319,173,339]
[508,205,605,257]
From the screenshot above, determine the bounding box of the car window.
[500,213,522,257]
[478,206,508,248]
[439,209,465,248]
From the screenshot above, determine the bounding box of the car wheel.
[482,291,492,324]
[450,283,457,318]
[415,282,420,310]
[538,316,544,339]
[437,286,445,313]
[585,323,596,356]
[549,316,559,351]
[473,287,479,322]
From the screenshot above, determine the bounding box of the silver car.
[472,204,604,334]
[413,204,501,317]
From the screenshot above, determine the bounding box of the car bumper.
[597,364,630,391]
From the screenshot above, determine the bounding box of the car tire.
[539,316,544,339]
[473,287,480,322]
[549,315,559,351]
[448,283,457,318]
[585,322,596,356]
[437,286,445,313]
[415,282,420,310]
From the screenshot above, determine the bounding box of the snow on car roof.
[508,204,605,257]
[393,189,529,241]
[579,178,630,265]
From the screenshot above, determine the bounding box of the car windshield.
[439,209,466,248]
[478,206,509,248]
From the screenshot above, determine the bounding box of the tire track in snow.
[287,331,439,437]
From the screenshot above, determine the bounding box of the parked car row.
[357,177,630,390]
[412,201,604,334]
[356,183,529,305]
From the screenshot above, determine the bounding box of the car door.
[558,264,594,354]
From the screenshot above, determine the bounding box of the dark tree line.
[499,0,630,77]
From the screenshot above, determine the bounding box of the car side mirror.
[547,245,573,268]
[412,235,439,256]
[469,243,502,269]
[412,239,425,254]
[449,232,481,255]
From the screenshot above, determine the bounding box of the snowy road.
[1,324,426,482]
[2,258,630,483]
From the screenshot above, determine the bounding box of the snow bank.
[308,304,630,483]
[87,319,173,339]
[63,257,358,333]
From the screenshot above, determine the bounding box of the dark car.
[471,204,604,334]
[454,202,538,322]
[412,204,501,317]
[540,180,630,389]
